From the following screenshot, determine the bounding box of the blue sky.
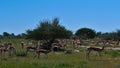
[0,0,120,35]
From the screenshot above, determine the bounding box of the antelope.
[34,49,50,58]
[0,46,8,57]
[26,40,39,53]
[63,40,68,49]
[73,40,82,48]
[21,42,25,49]
[0,43,16,57]
[106,40,119,48]
[7,43,16,56]
[86,43,106,58]
[26,46,37,53]
[51,42,62,52]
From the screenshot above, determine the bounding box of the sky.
[0,0,120,35]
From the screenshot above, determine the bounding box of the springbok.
[34,49,50,58]
[0,43,16,57]
[21,42,25,49]
[0,46,8,57]
[86,43,106,58]
[7,43,16,56]
[26,46,37,53]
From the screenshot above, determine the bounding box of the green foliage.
[1,32,26,39]
[98,29,120,40]
[75,28,96,39]
[99,32,118,40]
[26,18,73,40]
[16,50,27,57]
[3,32,10,37]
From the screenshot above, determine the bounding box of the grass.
[0,51,120,68]
[15,50,27,57]
[1,53,87,68]
[0,39,120,68]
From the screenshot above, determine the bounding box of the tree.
[9,33,15,38]
[96,32,102,37]
[116,30,120,40]
[0,35,3,39]
[52,17,59,26]
[11,33,15,37]
[98,30,120,41]
[3,32,10,37]
[26,18,73,40]
[20,33,27,38]
[75,28,96,39]
[16,33,27,38]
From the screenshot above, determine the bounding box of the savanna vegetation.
[0,18,120,68]
[0,39,120,68]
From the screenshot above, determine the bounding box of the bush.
[15,50,27,57]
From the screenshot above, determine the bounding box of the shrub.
[15,50,27,57]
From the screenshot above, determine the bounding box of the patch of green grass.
[78,60,89,68]
[104,50,120,58]
[15,50,27,57]
[55,63,73,68]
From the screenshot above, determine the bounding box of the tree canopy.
[26,18,73,40]
[75,28,96,39]
[97,30,120,41]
